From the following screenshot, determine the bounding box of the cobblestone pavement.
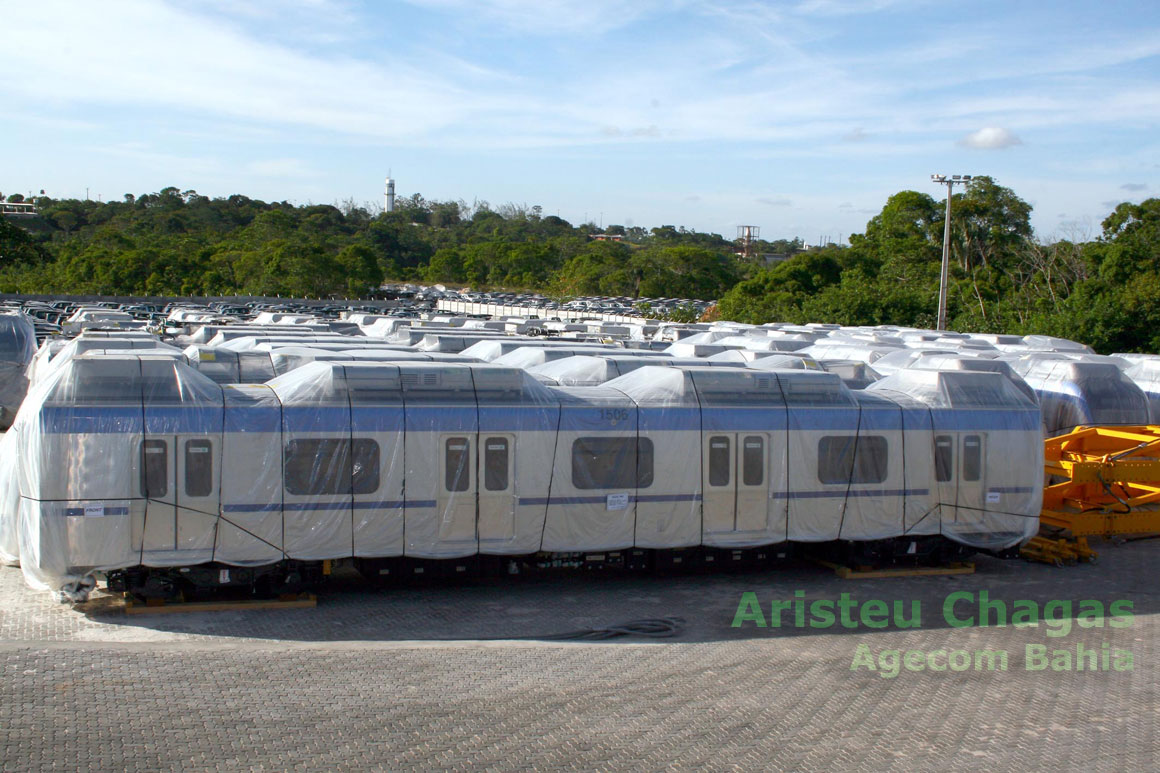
[1,541,1158,771]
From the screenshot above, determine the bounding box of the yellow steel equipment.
[1026,425,1160,564]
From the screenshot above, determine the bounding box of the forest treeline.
[1,180,1158,352]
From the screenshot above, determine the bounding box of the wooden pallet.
[814,560,975,579]
[123,593,316,615]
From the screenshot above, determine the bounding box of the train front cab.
[16,354,228,589]
[135,354,224,567]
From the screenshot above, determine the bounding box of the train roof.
[267,361,556,405]
[42,353,222,405]
[868,369,1038,409]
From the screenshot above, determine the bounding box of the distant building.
[0,201,37,217]
[384,176,395,212]
[759,253,791,265]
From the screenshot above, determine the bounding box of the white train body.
[3,355,1043,593]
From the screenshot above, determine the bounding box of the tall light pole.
[931,174,972,330]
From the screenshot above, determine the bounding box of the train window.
[351,439,380,495]
[934,436,953,482]
[141,439,168,498]
[708,436,731,486]
[742,436,764,486]
[962,435,982,482]
[484,437,509,491]
[445,438,471,493]
[284,439,381,496]
[572,437,654,489]
[184,439,213,497]
[817,436,888,484]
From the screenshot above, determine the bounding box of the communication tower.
[384,175,396,212]
[736,225,760,259]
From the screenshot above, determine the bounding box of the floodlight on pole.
[931,173,973,331]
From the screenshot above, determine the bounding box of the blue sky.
[2,0,1158,242]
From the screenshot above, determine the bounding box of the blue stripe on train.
[37,405,1042,434]
[773,488,930,499]
[517,493,704,506]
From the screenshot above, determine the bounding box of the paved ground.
[1,541,1158,771]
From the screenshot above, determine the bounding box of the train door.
[138,435,177,558]
[932,433,957,522]
[175,436,220,556]
[477,434,515,541]
[735,433,772,532]
[956,433,987,526]
[702,432,772,533]
[702,434,735,533]
[437,434,477,542]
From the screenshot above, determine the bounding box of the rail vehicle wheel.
[139,573,185,603]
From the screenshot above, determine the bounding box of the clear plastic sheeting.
[495,347,661,369]
[662,343,733,358]
[868,369,1043,550]
[0,431,21,562]
[1018,335,1094,354]
[800,340,905,364]
[1016,359,1149,435]
[463,339,620,362]
[12,354,225,591]
[713,335,812,353]
[32,335,178,386]
[0,314,38,428]
[6,342,1054,596]
[818,360,882,389]
[25,339,69,387]
[873,348,982,376]
[744,354,824,371]
[906,353,1037,405]
[602,367,703,549]
[1122,357,1160,422]
[705,349,779,363]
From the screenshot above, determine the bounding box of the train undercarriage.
[102,535,991,602]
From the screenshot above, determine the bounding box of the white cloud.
[0,1,500,141]
[958,127,1023,150]
[1121,183,1148,191]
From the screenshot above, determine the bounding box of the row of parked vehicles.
[0,296,1152,601]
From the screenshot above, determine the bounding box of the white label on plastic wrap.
[219,569,230,584]
[986,491,1001,504]
[606,493,629,510]
[83,505,105,517]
